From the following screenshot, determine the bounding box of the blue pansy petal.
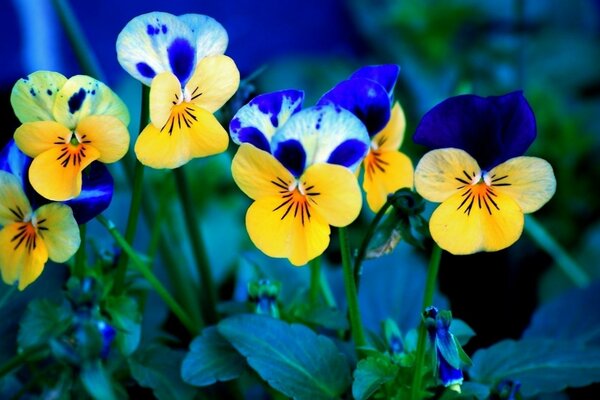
[65,162,114,224]
[230,90,304,151]
[350,64,400,99]
[271,105,369,172]
[413,91,536,170]
[273,139,306,177]
[317,78,390,137]
[117,12,196,86]
[0,139,30,185]
[437,349,464,387]
[179,14,228,59]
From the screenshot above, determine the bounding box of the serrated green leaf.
[80,361,116,400]
[470,339,600,396]
[18,299,72,349]
[352,354,399,400]
[181,326,245,387]
[218,314,351,400]
[105,296,141,356]
[129,345,195,400]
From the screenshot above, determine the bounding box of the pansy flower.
[0,171,80,290]
[413,92,556,255]
[0,140,114,224]
[116,12,239,168]
[229,90,370,265]
[11,71,130,201]
[318,65,414,212]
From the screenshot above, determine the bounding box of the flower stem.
[51,0,105,81]
[524,215,590,287]
[354,198,393,288]
[0,344,47,379]
[113,84,150,294]
[410,244,442,400]
[309,257,321,305]
[173,168,218,325]
[97,215,197,334]
[74,224,86,279]
[339,227,367,352]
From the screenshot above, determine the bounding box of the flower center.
[160,103,200,135]
[10,217,47,253]
[364,149,389,177]
[270,177,321,225]
[454,170,511,216]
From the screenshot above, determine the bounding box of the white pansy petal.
[179,14,228,59]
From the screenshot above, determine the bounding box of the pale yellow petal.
[14,121,71,157]
[373,102,406,151]
[187,105,229,158]
[76,115,130,163]
[246,196,330,266]
[0,172,32,226]
[488,157,556,213]
[300,163,362,227]
[429,185,524,255]
[28,146,100,201]
[363,150,414,212]
[34,203,80,263]
[0,222,49,290]
[10,71,67,123]
[415,148,481,203]
[185,55,240,113]
[150,72,182,128]
[231,143,295,200]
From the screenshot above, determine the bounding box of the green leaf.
[104,295,141,356]
[218,314,351,400]
[18,299,72,349]
[293,304,349,331]
[439,382,490,400]
[129,344,195,400]
[80,361,116,400]
[181,326,246,387]
[352,354,399,400]
[469,339,600,396]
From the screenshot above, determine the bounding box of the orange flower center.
[10,217,48,254]
[270,177,320,225]
[55,132,92,168]
[160,103,200,135]
[454,170,512,216]
[364,149,389,178]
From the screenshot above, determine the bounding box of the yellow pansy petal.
[246,196,330,266]
[34,203,80,263]
[301,163,362,227]
[29,146,100,201]
[0,222,49,290]
[76,115,130,163]
[150,72,182,128]
[363,150,414,212]
[185,55,240,113]
[10,71,67,123]
[53,75,130,129]
[0,172,32,226]
[429,185,524,255]
[135,103,228,169]
[415,148,481,203]
[14,121,71,157]
[488,157,556,213]
[232,143,295,200]
[372,102,406,151]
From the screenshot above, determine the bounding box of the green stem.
[524,215,590,287]
[51,0,105,81]
[0,286,17,311]
[410,244,442,400]
[173,168,218,325]
[354,198,393,288]
[309,257,321,305]
[97,215,197,334]
[319,268,337,308]
[74,224,87,279]
[113,84,150,294]
[0,345,47,379]
[339,227,367,352]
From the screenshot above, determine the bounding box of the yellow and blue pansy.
[318,65,414,212]
[413,92,556,255]
[11,71,130,202]
[230,94,370,266]
[116,12,239,169]
[0,171,80,290]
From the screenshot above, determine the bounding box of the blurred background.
[1,0,599,397]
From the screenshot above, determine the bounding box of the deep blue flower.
[424,306,464,387]
[0,140,114,224]
[413,91,536,171]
